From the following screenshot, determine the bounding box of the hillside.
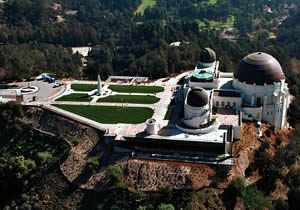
[1,103,299,209]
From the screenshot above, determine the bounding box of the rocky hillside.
[1,104,297,209]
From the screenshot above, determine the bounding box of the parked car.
[54,80,62,87]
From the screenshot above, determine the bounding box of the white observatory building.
[233,52,289,128]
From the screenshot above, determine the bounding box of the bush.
[107,166,127,188]
[158,203,175,210]
[243,185,270,210]
[7,156,36,178]
[87,156,100,170]
[37,152,53,165]
[230,177,246,197]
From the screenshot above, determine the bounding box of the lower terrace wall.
[118,137,226,155]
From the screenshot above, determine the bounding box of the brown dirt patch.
[126,159,215,191]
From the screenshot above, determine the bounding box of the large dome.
[235,52,285,85]
[186,88,209,107]
[199,48,216,63]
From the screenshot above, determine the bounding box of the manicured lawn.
[108,85,164,93]
[97,95,160,104]
[54,105,154,124]
[56,93,92,102]
[135,0,156,15]
[164,107,174,120]
[71,84,97,91]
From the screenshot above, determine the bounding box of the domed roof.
[199,48,216,63]
[235,52,285,85]
[187,88,209,107]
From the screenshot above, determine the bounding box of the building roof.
[190,71,214,83]
[234,52,285,85]
[199,48,216,63]
[187,88,209,107]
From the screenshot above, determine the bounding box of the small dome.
[199,48,216,63]
[187,88,209,107]
[190,71,214,82]
[235,52,285,85]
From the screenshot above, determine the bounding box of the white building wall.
[189,79,219,89]
[233,126,241,139]
[241,107,263,121]
[233,78,289,128]
[196,61,216,70]
[233,79,284,105]
[213,96,242,108]
[184,104,209,120]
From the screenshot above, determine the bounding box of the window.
[227,102,230,106]
[216,101,219,107]
[233,102,236,107]
[221,102,225,107]
[256,97,261,106]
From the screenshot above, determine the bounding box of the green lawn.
[108,85,164,94]
[54,105,154,124]
[135,0,156,15]
[71,84,97,91]
[56,93,92,102]
[97,95,160,104]
[164,107,174,120]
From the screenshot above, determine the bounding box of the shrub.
[243,185,270,210]
[87,156,100,170]
[230,177,246,197]
[107,166,127,188]
[8,156,36,178]
[158,203,175,210]
[37,152,53,165]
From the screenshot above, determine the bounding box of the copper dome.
[186,88,209,107]
[234,52,285,85]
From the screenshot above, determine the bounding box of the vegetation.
[135,0,156,15]
[227,177,270,210]
[55,93,92,102]
[108,85,164,94]
[54,105,154,124]
[158,203,175,210]
[0,102,69,205]
[107,166,128,188]
[87,156,101,171]
[97,95,160,104]
[163,107,173,120]
[0,44,81,81]
[71,84,98,92]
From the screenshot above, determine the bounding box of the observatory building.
[233,52,289,128]
[117,48,290,164]
[179,48,289,133]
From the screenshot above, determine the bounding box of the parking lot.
[10,80,65,102]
